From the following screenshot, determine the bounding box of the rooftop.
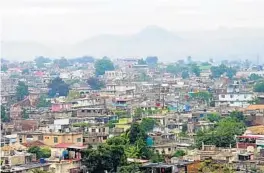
[246,105,264,111]
[1,163,51,172]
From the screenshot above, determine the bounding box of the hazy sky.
[1,0,264,44]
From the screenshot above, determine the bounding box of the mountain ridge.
[2,26,264,62]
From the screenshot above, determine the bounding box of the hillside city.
[1,56,264,173]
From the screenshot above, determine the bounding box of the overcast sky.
[1,0,264,44]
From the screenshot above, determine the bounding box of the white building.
[104,70,126,80]
[215,93,254,107]
[105,83,136,93]
[236,71,264,78]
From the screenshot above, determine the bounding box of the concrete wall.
[50,160,81,173]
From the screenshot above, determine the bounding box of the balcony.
[84,132,109,137]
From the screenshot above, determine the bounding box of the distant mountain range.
[2,26,264,62]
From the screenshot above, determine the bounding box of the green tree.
[53,57,69,68]
[1,105,9,122]
[21,108,29,119]
[127,123,147,144]
[254,81,264,92]
[82,144,126,173]
[1,64,8,72]
[95,57,115,76]
[28,146,51,159]
[16,81,29,101]
[226,67,237,79]
[87,77,105,90]
[138,72,150,82]
[117,164,140,173]
[137,58,147,65]
[195,116,245,148]
[182,123,188,133]
[22,69,30,75]
[39,147,51,158]
[191,63,201,77]
[210,64,237,79]
[140,118,156,132]
[107,120,118,129]
[166,64,181,75]
[106,136,128,146]
[198,158,235,173]
[181,70,189,79]
[124,145,140,158]
[34,56,51,68]
[187,56,192,64]
[173,150,186,157]
[134,108,144,119]
[37,95,51,108]
[48,77,69,97]
[69,56,95,64]
[249,73,263,81]
[207,113,221,122]
[193,91,212,105]
[230,111,245,123]
[150,151,164,163]
[248,97,260,105]
[201,62,211,66]
[146,56,158,66]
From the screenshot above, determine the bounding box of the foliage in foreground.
[81,121,163,173]
[196,114,246,148]
[28,146,51,159]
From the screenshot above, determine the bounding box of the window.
[244,95,247,99]
[92,129,96,132]
[81,110,85,113]
[230,95,234,98]
[221,95,225,98]
[77,138,81,142]
[38,135,43,141]
[54,137,58,143]
[168,148,171,151]
[102,128,105,132]
[45,137,49,139]
[103,136,107,140]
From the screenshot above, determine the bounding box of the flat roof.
[2,163,51,172]
[237,135,264,139]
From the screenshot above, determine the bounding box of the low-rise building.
[17,132,83,147]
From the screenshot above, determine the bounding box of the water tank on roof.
[39,158,46,164]
[146,137,154,147]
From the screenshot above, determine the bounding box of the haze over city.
[3,1,264,173]
[1,0,264,61]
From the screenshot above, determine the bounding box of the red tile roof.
[22,140,46,148]
[54,143,74,148]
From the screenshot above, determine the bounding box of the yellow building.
[49,159,81,173]
[115,118,132,132]
[17,132,83,147]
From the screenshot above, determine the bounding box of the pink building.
[51,103,72,112]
